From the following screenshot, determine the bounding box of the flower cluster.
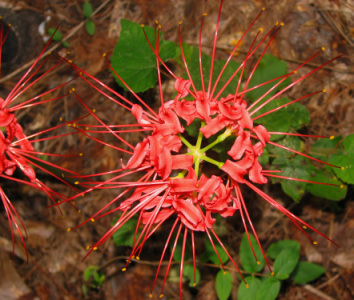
[0,21,82,258]
[61,2,343,299]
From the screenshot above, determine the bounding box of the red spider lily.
[64,1,342,298]
[0,20,84,260]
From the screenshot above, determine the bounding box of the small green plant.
[237,234,326,300]
[82,265,106,295]
[112,218,327,300]
[83,1,95,36]
[47,27,69,47]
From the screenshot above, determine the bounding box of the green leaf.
[256,109,290,141]
[84,266,98,282]
[310,136,342,160]
[204,238,229,265]
[237,276,261,300]
[329,134,354,184]
[83,1,93,18]
[342,134,354,153]
[184,46,241,98]
[83,266,105,288]
[291,261,326,284]
[267,240,300,259]
[254,97,310,141]
[240,233,265,273]
[111,215,141,247]
[48,28,63,41]
[256,276,281,300]
[247,54,290,102]
[216,270,232,300]
[306,167,347,201]
[330,153,354,184]
[111,19,176,93]
[258,147,269,166]
[183,264,201,287]
[82,284,88,295]
[271,156,312,202]
[274,247,300,280]
[268,135,302,157]
[85,19,96,36]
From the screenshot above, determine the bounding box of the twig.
[0,0,112,84]
[314,1,354,47]
[303,284,335,300]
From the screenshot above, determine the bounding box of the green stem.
[200,127,233,153]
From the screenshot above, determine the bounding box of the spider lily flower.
[65,1,342,298]
[0,20,84,259]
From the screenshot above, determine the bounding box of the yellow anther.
[73,123,76,127]
[340,185,344,189]
[122,268,126,272]
[79,72,83,75]
[141,24,145,28]
[323,89,327,92]
[155,20,159,24]
[61,173,64,178]
[92,109,96,113]
[86,127,89,130]
[132,255,135,259]
[223,271,227,275]
[246,284,249,288]
[74,181,79,185]
[158,24,161,29]
[259,27,264,32]
[275,21,279,26]
[78,209,81,213]
[72,87,76,92]
[322,47,325,51]
[91,218,95,222]
[280,22,284,26]
[82,193,85,197]
[149,294,152,299]
[68,60,72,63]
[257,261,261,265]
[67,51,71,55]
[179,21,182,25]
[293,70,298,74]
[313,241,318,245]
[79,153,83,156]
[203,13,207,16]
[303,226,307,229]
[67,123,72,126]
[159,294,164,298]
[8,23,11,27]
[330,136,335,139]
[67,228,71,232]
[103,53,107,57]
[136,256,140,260]
[59,117,63,121]
[271,272,275,276]
[193,282,196,286]
[93,247,98,250]
[262,7,266,11]
[86,245,90,250]
[341,166,345,170]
